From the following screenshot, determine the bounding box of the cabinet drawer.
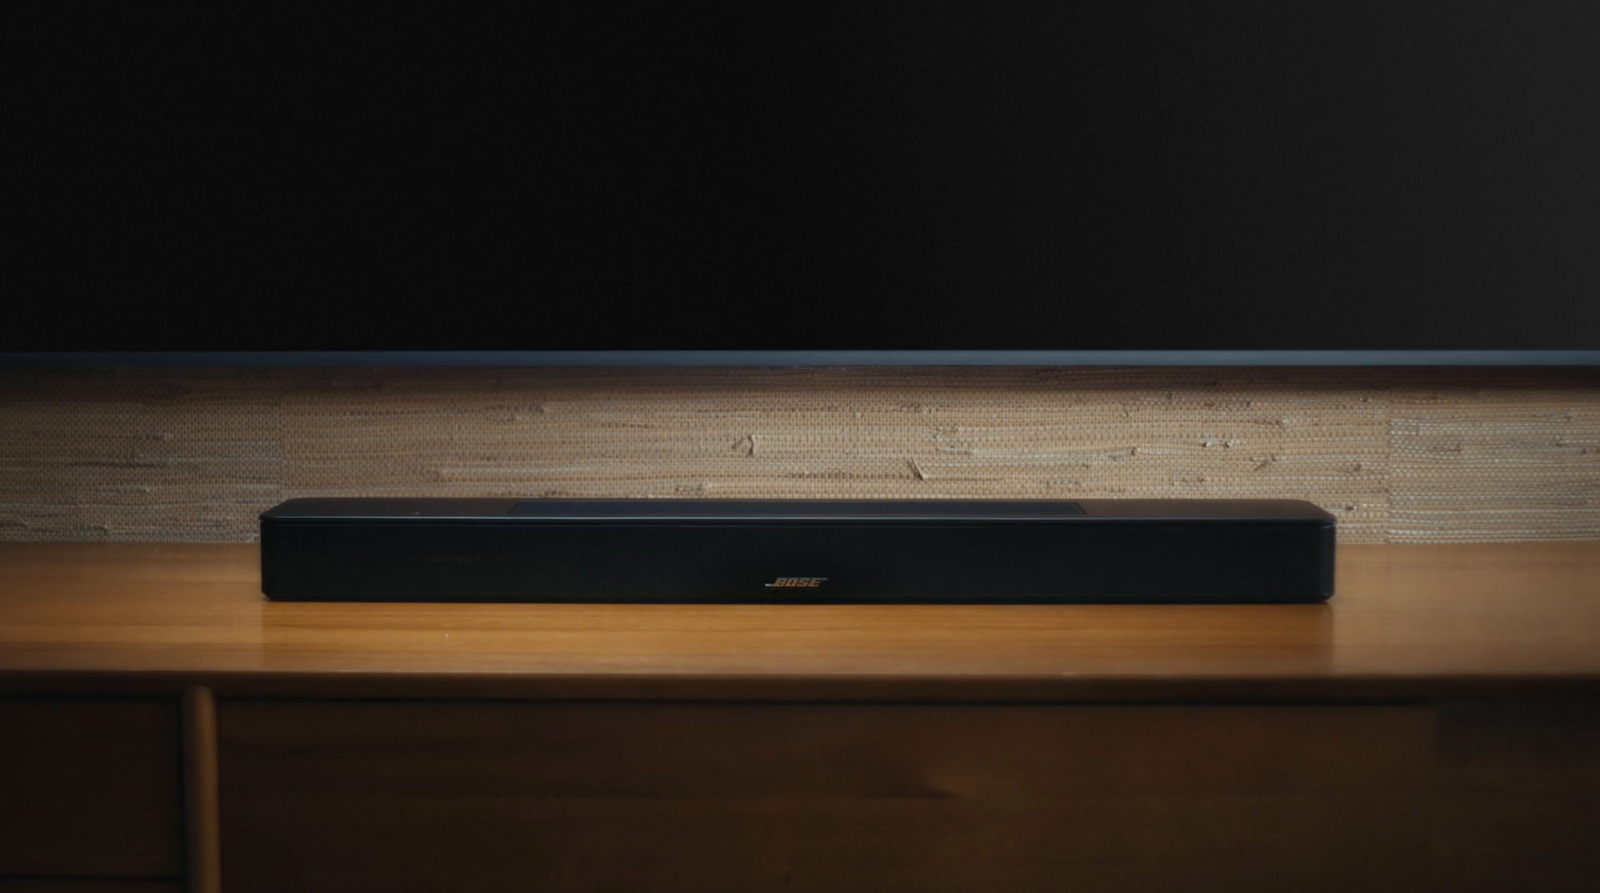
[221,701,1432,893]
[0,699,183,879]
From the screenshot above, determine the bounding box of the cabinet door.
[1430,699,1600,893]
[0,699,183,879]
[220,701,1432,893]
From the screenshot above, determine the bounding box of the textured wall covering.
[2,366,1599,543]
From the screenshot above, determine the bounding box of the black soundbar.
[259,498,1335,604]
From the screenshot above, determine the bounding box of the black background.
[8,3,1600,352]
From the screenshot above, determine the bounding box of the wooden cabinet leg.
[184,687,221,893]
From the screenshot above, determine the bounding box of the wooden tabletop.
[1,542,1598,701]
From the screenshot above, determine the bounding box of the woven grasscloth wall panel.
[2,367,1599,542]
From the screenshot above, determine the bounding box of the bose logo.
[765,576,828,588]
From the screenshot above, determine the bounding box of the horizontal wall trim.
[5,350,1600,368]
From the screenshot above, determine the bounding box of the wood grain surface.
[1429,698,1600,893]
[3,366,1599,543]
[218,701,1434,893]
[1,542,1599,700]
[0,699,184,879]
[0,883,182,893]
[181,688,220,893]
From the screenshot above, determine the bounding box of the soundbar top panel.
[262,497,1331,523]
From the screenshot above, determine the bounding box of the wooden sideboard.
[2,542,1599,892]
